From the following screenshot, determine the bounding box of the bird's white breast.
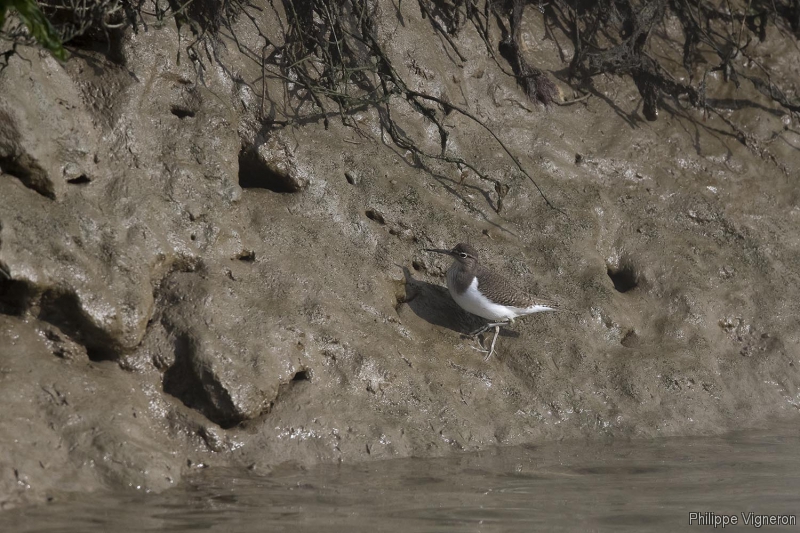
[446,274,554,321]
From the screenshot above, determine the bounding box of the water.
[8,428,800,532]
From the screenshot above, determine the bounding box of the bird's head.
[425,242,479,267]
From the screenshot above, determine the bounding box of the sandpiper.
[425,243,557,360]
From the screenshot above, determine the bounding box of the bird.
[425,243,558,360]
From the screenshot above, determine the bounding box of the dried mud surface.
[1,2,799,509]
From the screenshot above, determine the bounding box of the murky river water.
[8,427,799,532]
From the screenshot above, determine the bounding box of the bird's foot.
[482,325,501,361]
[470,340,499,360]
[469,343,489,354]
[469,323,505,361]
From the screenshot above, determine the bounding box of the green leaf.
[8,0,67,61]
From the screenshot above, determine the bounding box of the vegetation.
[2,0,798,209]
[0,0,66,60]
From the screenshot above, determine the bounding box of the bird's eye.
[459,252,468,258]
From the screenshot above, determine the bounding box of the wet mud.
[1,0,799,508]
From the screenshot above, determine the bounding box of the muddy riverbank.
[1,0,799,508]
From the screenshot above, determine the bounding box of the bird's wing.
[475,265,558,309]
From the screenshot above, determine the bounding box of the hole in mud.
[162,335,192,400]
[163,333,241,430]
[61,26,126,64]
[67,174,91,185]
[365,209,385,224]
[621,330,639,348]
[607,265,638,293]
[0,276,31,316]
[292,370,310,381]
[0,155,55,199]
[38,290,118,361]
[236,250,255,262]
[238,146,300,193]
[170,106,196,119]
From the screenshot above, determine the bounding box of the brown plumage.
[424,242,559,360]
[435,243,557,312]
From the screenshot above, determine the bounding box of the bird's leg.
[470,324,492,337]
[468,320,508,360]
[483,325,501,361]
[470,320,509,337]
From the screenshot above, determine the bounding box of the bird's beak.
[425,248,454,256]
